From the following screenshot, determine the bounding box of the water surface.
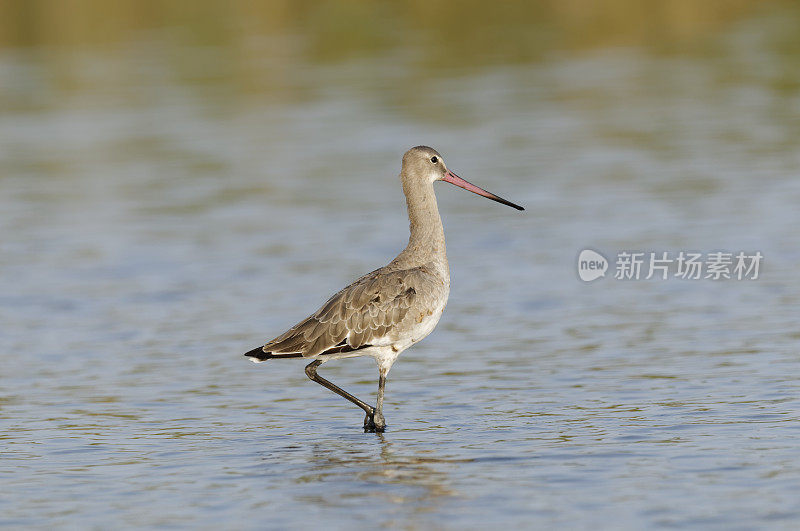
[1,3,800,529]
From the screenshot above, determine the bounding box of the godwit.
[245,146,523,432]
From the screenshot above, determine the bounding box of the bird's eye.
[431,156,438,164]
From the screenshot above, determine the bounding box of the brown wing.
[262,266,441,358]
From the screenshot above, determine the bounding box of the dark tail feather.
[244,346,303,362]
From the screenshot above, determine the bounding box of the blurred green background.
[3,0,800,105]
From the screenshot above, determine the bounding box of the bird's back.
[249,260,448,361]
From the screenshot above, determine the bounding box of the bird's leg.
[363,411,377,432]
[373,369,388,432]
[304,360,376,428]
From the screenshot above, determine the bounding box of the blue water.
[2,5,800,529]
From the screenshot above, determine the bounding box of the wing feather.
[260,266,444,357]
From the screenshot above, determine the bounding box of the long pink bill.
[443,171,524,211]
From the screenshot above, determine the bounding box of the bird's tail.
[244,346,303,363]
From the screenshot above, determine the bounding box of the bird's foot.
[363,411,386,433]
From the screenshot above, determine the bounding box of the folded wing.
[262,266,440,358]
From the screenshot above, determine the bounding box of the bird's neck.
[397,179,448,274]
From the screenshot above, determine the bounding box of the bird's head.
[400,146,524,211]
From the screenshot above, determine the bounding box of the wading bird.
[245,146,523,432]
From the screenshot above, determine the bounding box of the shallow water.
[2,3,800,529]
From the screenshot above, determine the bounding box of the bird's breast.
[409,285,449,344]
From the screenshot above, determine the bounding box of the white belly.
[392,289,449,353]
[411,297,447,343]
